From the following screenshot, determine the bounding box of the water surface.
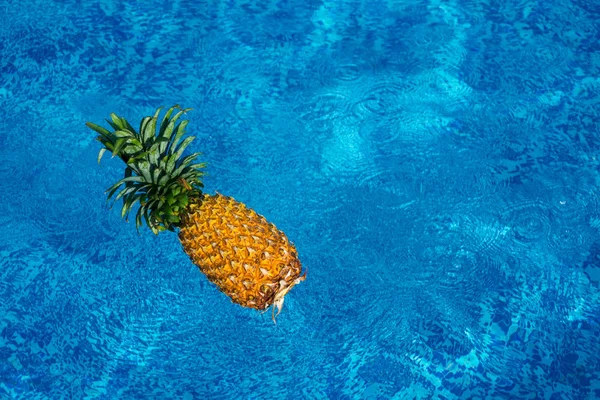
[1,0,599,398]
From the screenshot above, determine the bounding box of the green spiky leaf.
[86,122,113,138]
[97,148,107,164]
[168,120,188,154]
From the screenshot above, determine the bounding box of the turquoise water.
[1,0,600,398]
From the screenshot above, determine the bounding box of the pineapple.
[86,105,305,321]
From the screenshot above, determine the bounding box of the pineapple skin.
[178,193,303,310]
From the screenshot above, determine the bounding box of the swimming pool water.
[1,0,600,398]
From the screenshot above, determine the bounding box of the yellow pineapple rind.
[178,193,303,310]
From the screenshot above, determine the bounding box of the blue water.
[1,0,600,398]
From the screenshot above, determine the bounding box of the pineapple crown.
[86,105,206,234]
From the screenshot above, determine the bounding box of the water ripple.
[458,215,510,257]
[499,200,553,247]
[295,91,350,124]
[519,39,571,72]
[320,115,373,182]
[547,191,593,258]
[334,64,362,82]
[352,80,418,119]
[434,40,469,71]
